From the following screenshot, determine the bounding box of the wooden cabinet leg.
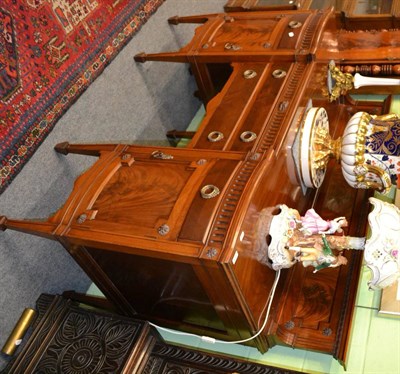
[134,51,189,63]
[54,142,119,157]
[0,216,58,240]
[167,15,209,25]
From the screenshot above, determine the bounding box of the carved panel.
[6,294,150,374]
[146,342,304,374]
[257,63,307,153]
[7,294,305,374]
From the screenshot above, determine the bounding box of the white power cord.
[149,268,281,345]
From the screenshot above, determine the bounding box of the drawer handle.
[224,42,241,51]
[288,20,302,29]
[152,150,173,159]
[272,69,287,79]
[207,131,224,142]
[200,185,220,199]
[240,131,257,143]
[243,70,257,79]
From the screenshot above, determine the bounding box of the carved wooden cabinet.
[5,294,303,373]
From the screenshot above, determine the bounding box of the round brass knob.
[207,131,224,142]
[243,70,257,79]
[272,69,287,79]
[240,131,257,143]
[200,185,220,199]
[288,20,302,29]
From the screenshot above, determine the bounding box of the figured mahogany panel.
[92,162,193,229]
[317,27,400,64]
[196,15,284,54]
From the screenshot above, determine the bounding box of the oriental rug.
[0,0,164,194]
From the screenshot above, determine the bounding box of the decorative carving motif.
[278,101,289,112]
[36,311,139,373]
[249,153,261,161]
[258,63,306,153]
[298,10,324,52]
[9,294,303,374]
[147,342,303,374]
[207,160,257,249]
[10,295,144,374]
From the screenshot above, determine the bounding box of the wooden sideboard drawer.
[191,62,292,152]
[179,159,243,243]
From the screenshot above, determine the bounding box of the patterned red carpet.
[0,0,164,193]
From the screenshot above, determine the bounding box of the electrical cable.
[149,268,281,345]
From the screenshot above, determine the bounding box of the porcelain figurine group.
[265,205,365,272]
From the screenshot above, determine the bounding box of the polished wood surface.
[224,0,400,31]
[134,9,335,102]
[1,7,395,365]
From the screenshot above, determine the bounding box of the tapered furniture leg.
[168,15,209,25]
[134,51,189,63]
[0,216,58,240]
[54,142,120,157]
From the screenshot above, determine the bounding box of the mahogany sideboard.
[3,6,399,366]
